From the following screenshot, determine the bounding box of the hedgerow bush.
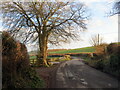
[2,31,44,88]
[84,43,120,78]
[105,43,120,77]
[94,43,108,60]
[107,43,118,54]
[107,54,120,77]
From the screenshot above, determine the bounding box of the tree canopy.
[112,0,120,15]
[1,1,89,66]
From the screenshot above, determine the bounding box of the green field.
[49,47,95,54]
[114,42,120,44]
[29,46,95,64]
[29,47,95,60]
[30,55,37,59]
[29,42,119,66]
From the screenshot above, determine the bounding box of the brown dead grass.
[35,65,59,88]
[34,61,65,88]
[47,49,67,52]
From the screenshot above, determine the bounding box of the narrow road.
[55,57,119,88]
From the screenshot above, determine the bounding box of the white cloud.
[109,14,118,23]
[87,15,118,43]
[79,0,116,3]
[93,19,105,27]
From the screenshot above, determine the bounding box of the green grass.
[109,42,120,45]
[29,46,95,64]
[30,55,37,59]
[49,47,95,54]
[113,42,120,44]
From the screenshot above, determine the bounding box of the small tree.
[89,34,104,47]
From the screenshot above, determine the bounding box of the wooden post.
[98,34,99,45]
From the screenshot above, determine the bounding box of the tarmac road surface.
[55,57,119,88]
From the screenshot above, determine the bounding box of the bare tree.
[111,0,120,15]
[1,1,89,66]
[89,34,104,46]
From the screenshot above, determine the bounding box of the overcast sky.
[0,0,118,51]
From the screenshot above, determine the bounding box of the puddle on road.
[80,78,88,85]
[81,81,88,85]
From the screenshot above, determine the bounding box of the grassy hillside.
[49,47,95,54]
[28,42,120,55]
[30,55,37,59]
[114,42,120,45]
[29,49,66,55]
[29,47,95,60]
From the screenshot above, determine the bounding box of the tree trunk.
[38,34,49,67]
